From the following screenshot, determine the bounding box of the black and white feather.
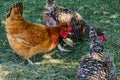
[77,27,117,80]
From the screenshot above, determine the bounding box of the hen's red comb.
[98,35,107,42]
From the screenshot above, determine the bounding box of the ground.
[0,0,120,80]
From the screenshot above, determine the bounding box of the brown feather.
[6,2,69,59]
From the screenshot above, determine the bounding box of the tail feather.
[46,0,55,6]
[46,0,55,7]
[6,2,23,19]
[45,0,55,11]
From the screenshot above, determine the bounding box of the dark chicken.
[44,0,106,41]
[43,0,107,52]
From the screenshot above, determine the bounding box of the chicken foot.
[57,44,71,53]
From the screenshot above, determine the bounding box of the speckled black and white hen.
[77,27,117,80]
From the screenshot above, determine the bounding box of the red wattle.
[60,31,68,39]
[60,26,72,39]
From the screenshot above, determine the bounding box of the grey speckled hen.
[77,27,117,80]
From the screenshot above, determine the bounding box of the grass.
[0,0,120,80]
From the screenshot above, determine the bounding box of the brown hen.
[6,2,71,64]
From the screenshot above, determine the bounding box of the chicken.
[43,0,107,52]
[44,0,106,40]
[77,27,117,80]
[43,12,73,52]
[6,2,71,64]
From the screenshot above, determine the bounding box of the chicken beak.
[68,32,71,35]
